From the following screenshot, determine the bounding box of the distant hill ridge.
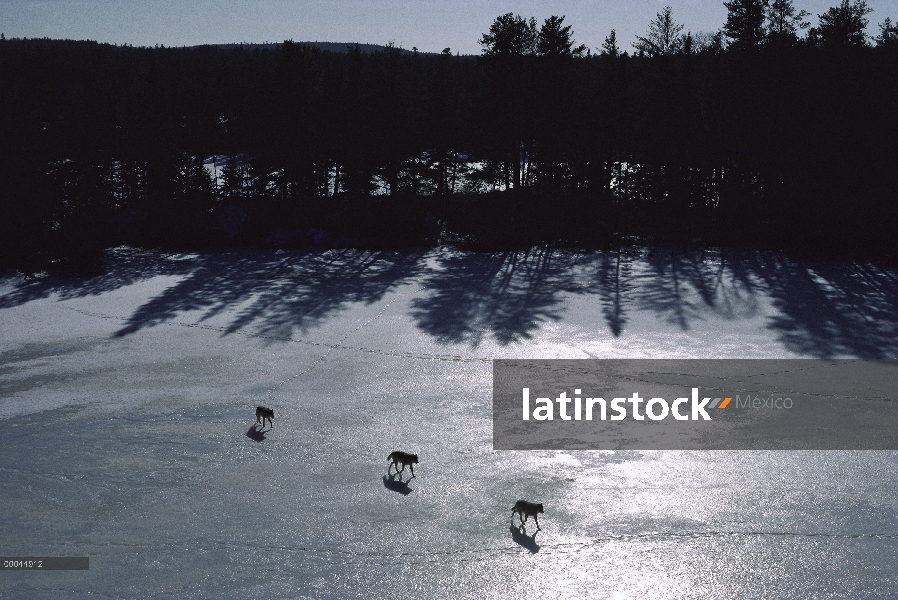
[0,37,451,55]
[207,41,446,55]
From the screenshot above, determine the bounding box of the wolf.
[511,500,544,530]
[255,406,274,428]
[387,451,418,477]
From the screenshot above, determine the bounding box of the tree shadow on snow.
[2,245,898,358]
[409,247,583,347]
[0,247,198,310]
[573,247,898,357]
[0,246,428,343]
[736,254,898,357]
[111,248,429,340]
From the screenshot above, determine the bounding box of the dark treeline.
[2,7,898,272]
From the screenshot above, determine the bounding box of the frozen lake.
[2,246,898,598]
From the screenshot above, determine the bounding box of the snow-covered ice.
[2,246,898,598]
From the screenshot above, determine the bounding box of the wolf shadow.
[510,524,540,553]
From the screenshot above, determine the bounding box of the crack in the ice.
[264,282,430,403]
[60,305,492,369]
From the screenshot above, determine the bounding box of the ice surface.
[2,246,898,598]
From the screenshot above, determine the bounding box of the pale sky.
[2,0,896,54]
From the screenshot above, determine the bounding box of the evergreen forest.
[2,0,897,272]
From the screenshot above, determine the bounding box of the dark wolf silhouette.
[511,500,544,530]
[387,450,418,476]
[255,406,274,427]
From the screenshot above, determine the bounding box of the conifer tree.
[602,30,620,56]
[874,17,898,46]
[479,14,537,56]
[536,15,587,57]
[809,0,873,47]
[765,0,811,45]
[635,7,685,56]
[723,0,769,50]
